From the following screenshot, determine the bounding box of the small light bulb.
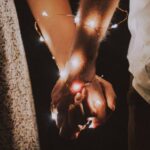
[39,36,44,42]
[111,24,118,29]
[88,93,103,113]
[74,13,80,25]
[70,81,83,94]
[51,109,58,122]
[52,56,55,60]
[42,11,48,17]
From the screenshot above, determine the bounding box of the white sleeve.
[128,0,150,103]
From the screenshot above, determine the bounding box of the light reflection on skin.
[70,55,82,69]
[74,11,100,36]
[84,12,100,33]
[111,23,118,29]
[69,52,85,75]
[59,67,69,80]
[59,56,84,81]
[88,93,103,114]
[58,52,85,81]
[86,18,98,29]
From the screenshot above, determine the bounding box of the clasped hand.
[51,72,116,139]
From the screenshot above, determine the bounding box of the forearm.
[27,0,76,70]
[67,0,119,81]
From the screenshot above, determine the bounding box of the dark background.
[15,0,130,150]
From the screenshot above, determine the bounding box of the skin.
[27,0,76,70]
[27,0,119,139]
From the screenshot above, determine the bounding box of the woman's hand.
[51,75,116,139]
[51,78,87,139]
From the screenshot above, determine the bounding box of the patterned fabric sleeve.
[0,0,40,149]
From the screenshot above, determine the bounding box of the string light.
[70,81,84,94]
[34,6,129,134]
[39,36,45,42]
[85,13,99,30]
[74,12,81,25]
[34,22,45,42]
[110,24,118,29]
[51,108,58,123]
[109,7,128,30]
[34,7,128,44]
[69,52,85,75]
[52,56,55,60]
[87,92,104,114]
[42,11,48,17]
[101,74,104,78]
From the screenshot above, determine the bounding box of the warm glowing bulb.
[51,109,58,122]
[70,81,83,94]
[74,12,80,25]
[42,11,48,17]
[59,68,68,80]
[52,56,55,60]
[111,24,118,29]
[39,36,44,42]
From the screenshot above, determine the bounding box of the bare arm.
[51,0,119,138]
[27,0,119,138]
[66,0,120,82]
[27,0,76,70]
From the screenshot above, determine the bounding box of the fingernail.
[111,104,116,111]
[75,93,82,103]
[82,88,87,97]
[76,93,81,100]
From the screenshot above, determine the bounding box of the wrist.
[58,50,96,92]
[68,50,96,79]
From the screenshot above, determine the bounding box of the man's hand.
[83,75,116,128]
